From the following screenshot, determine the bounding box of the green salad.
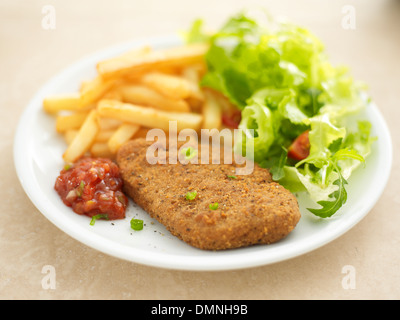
[185,11,375,218]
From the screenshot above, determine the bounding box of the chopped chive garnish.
[185,191,197,201]
[63,163,72,171]
[181,146,198,160]
[76,181,85,197]
[130,218,144,231]
[117,195,127,206]
[209,202,219,210]
[227,175,237,179]
[90,214,109,226]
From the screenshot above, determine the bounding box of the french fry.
[95,129,116,143]
[79,75,116,108]
[97,43,208,80]
[55,111,90,133]
[117,84,190,113]
[113,46,152,61]
[97,117,123,130]
[95,46,152,80]
[202,90,222,130]
[64,129,79,145]
[108,123,140,153]
[90,142,114,159]
[63,110,99,163]
[181,65,205,101]
[123,65,180,83]
[184,62,207,76]
[44,75,114,113]
[101,88,123,101]
[46,43,218,163]
[181,66,205,112]
[140,72,192,99]
[79,80,91,93]
[43,93,81,114]
[132,127,151,139]
[97,99,203,132]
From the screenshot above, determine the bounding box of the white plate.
[13,35,393,271]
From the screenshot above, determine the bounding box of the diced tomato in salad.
[287,130,310,161]
[222,109,242,129]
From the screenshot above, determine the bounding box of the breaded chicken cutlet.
[117,138,301,250]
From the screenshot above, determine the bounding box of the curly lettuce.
[186,11,375,217]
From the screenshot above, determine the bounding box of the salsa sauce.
[55,157,128,220]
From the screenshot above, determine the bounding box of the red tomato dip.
[54,157,128,220]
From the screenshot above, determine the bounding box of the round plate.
[13,35,392,271]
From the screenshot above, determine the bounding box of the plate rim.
[13,35,393,271]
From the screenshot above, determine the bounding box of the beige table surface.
[1,0,399,300]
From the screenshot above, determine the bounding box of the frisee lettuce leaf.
[186,11,375,217]
[183,19,211,44]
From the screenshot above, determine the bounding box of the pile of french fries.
[43,43,230,164]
